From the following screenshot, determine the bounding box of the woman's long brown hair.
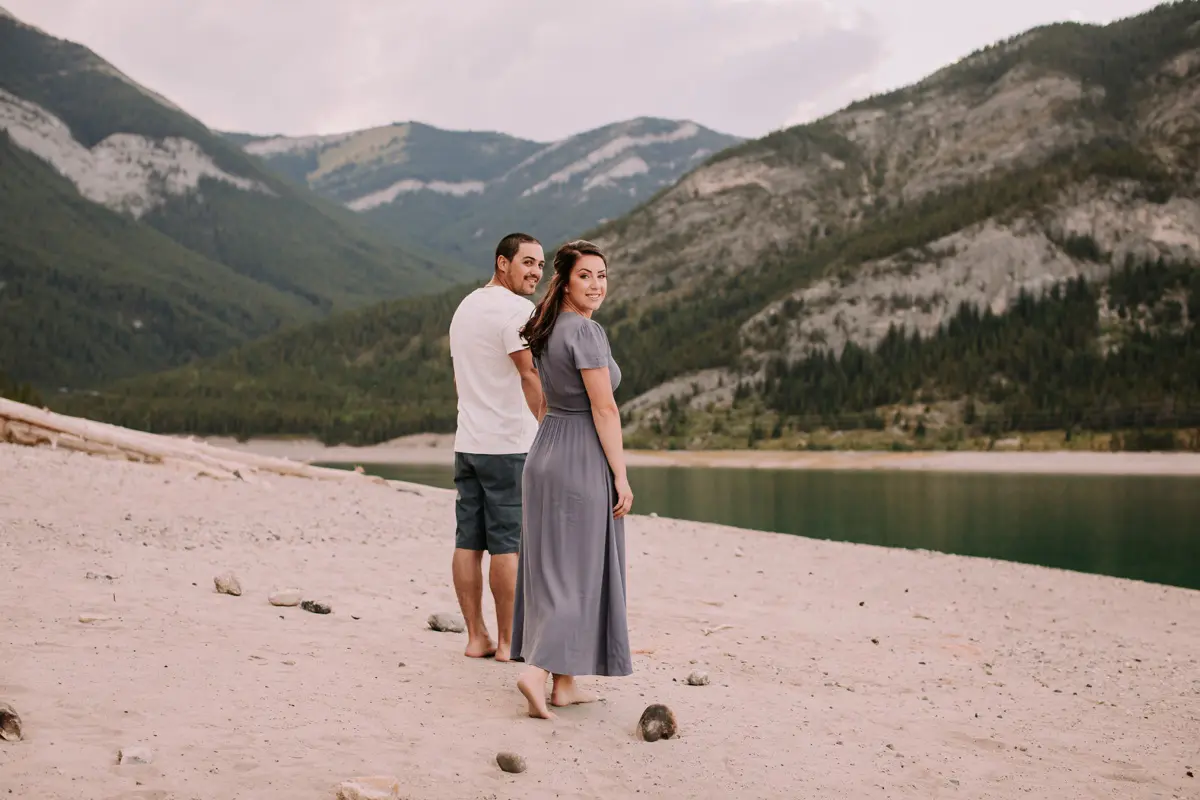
[520,239,607,360]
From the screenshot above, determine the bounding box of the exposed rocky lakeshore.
[2,436,1198,799]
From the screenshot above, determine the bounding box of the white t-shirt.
[448,285,539,455]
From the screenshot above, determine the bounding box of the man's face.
[499,242,545,296]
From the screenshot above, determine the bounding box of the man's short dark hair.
[495,232,540,271]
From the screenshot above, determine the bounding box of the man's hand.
[508,348,544,421]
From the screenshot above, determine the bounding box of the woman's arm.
[581,367,633,517]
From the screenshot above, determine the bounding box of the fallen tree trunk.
[0,398,430,492]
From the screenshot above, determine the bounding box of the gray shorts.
[454,452,525,555]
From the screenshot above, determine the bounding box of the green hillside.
[51,258,1199,448]
[55,284,471,444]
[0,13,468,388]
[0,135,309,388]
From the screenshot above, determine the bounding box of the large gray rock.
[0,701,22,742]
[636,704,678,742]
[268,588,303,607]
[427,612,465,633]
[214,572,242,596]
[496,752,527,773]
[335,776,400,799]
[301,599,332,615]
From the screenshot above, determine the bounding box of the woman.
[510,239,634,720]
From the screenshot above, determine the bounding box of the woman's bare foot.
[517,667,555,719]
[464,636,497,659]
[550,676,598,707]
[494,643,512,662]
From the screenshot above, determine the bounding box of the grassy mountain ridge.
[52,1,1200,448]
[0,12,469,388]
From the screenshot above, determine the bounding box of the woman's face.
[565,254,607,314]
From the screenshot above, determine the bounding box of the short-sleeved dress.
[510,312,633,677]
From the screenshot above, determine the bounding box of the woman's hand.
[613,474,634,518]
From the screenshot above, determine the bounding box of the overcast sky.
[5,0,1166,142]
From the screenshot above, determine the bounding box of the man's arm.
[508,348,545,422]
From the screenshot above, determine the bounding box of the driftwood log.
[0,398,426,492]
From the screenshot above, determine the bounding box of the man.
[447,232,545,661]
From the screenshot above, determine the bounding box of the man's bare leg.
[452,548,495,658]
[489,553,518,661]
[550,674,598,707]
[517,665,555,719]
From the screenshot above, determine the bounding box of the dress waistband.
[545,408,593,418]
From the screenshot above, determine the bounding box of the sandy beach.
[2,440,1199,799]
[204,434,1200,476]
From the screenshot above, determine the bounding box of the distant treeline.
[757,260,1200,437]
[0,368,42,405]
[51,260,1199,449]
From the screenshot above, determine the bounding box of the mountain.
[0,9,468,389]
[55,1,1200,450]
[226,118,742,268]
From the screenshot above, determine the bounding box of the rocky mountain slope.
[0,9,466,389]
[594,1,1200,424]
[228,118,741,267]
[57,1,1200,449]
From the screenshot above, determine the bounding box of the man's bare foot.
[494,643,512,662]
[465,636,497,658]
[517,669,555,719]
[550,677,598,707]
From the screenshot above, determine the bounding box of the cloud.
[3,0,885,140]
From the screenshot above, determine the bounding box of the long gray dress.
[510,311,632,677]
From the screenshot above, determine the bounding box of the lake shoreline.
[198,434,1200,476]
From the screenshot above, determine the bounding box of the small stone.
[214,572,242,596]
[496,752,527,773]
[870,638,880,645]
[686,670,710,686]
[301,600,331,615]
[117,746,154,765]
[335,775,400,800]
[636,704,677,742]
[0,702,22,742]
[268,589,303,607]
[427,612,465,633]
[78,614,111,624]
